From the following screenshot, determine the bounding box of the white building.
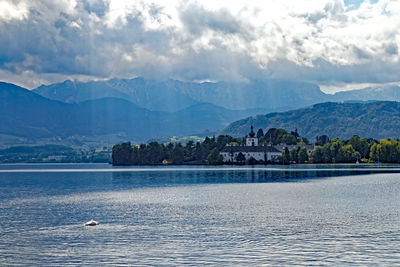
[246,125,258,146]
[274,144,315,154]
[220,125,282,163]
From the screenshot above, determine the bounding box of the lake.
[1,164,400,265]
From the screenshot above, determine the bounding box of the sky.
[0,0,399,93]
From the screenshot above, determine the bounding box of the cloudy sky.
[0,0,399,92]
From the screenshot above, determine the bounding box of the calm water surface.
[1,164,400,266]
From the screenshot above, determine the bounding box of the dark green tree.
[281,147,290,164]
[264,128,298,145]
[289,147,299,163]
[316,135,330,146]
[207,148,223,165]
[338,144,360,163]
[291,129,299,138]
[193,142,205,162]
[298,148,309,163]
[112,142,133,165]
[311,146,324,163]
[216,135,234,150]
[329,139,342,163]
[171,143,184,164]
[265,128,285,144]
[348,135,371,159]
[185,140,195,154]
[256,128,264,138]
[282,134,297,145]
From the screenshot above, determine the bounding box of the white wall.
[221,151,281,162]
[246,138,258,146]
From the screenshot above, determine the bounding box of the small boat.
[84,219,99,226]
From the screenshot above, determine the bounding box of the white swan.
[84,219,99,226]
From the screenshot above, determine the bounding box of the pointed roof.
[248,124,255,138]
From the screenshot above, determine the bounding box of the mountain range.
[221,101,400,140]
[34,78,400,112]
[2,78,400,148]
[0,82,268,146]
[34,78,327,112]
[331,85,400,102]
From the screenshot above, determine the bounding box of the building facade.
[246,125,258,146]
[220,125,281,163]
[274,144,315,154]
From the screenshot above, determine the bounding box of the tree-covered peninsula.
[112,128,400,165]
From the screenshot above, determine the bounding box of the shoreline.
[2,164,400,174]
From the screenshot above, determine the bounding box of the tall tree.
[171,143,184,164]
[256,128,264,138]
[112,142,133,165]
[311,146,324,163]
[298,148,309,163]
[207,148,223,165]
[281,147,290,164]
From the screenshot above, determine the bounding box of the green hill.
[221,101,400,140]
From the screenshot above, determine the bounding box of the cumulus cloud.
[0,0,399,89]
[0,1,29,22]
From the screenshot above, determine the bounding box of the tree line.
[112,128,400,165]
[112,128,303,165]
[112,135,241,165]
[296,136,400,164]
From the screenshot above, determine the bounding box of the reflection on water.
[110,164,400,188]
[1,164,400,265]
[111,167,389,185]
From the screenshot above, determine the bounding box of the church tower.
[246,125,258,146]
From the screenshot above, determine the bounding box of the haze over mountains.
[34,78,329,112]
[0,82,268,147]
[2,77,400,148]
[34,77,400,111]
[331,85,400,102]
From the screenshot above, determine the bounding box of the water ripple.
[1,166,400,265]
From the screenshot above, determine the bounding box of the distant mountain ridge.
[3,79,400,147]
[34,77,329,112]
[34,78,200,112]
[34,78,400,113]
[221,101,400,140]
[0,82,269,144]
[331,85,400,102]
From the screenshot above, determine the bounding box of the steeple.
[249,124,255,138]
[246,124,258,146]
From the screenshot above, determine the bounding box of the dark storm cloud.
[0,0,399,89]
[179,4,248,36]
